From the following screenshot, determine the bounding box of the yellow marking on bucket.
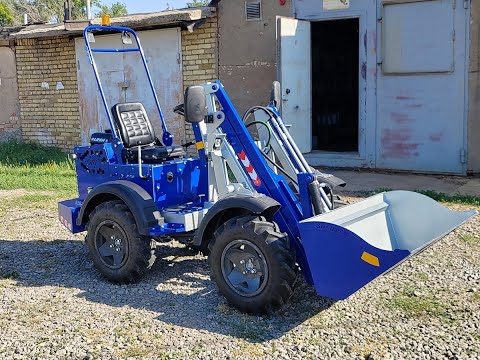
[196,141,204,150]
[361,251,380,267]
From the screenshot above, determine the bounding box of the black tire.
[208,215,297,314]
[85,200,156,283]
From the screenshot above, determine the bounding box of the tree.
[4,0,128,25]
[0,1,14,26]
[71,0,102,20]
[5,0,63,24]
[96,1,127,17]
[186,0,209,7]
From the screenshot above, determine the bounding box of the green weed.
[1,271,19,280]
[358,188,393,196]
[415,190,480,206]
[460,234,480,246]
[190,345,206,356]
[361,188,480,206]
[119,345,152,359]
[0,140,70,166]
[386,288,446,318]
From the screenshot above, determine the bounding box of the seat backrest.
[111,102,156,147]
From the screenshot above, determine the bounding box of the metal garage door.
[376,0,469,174]
[75,28,183,145]
[0,47,20,140]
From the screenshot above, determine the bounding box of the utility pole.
[64,0,72,21]
[86,0,92,20]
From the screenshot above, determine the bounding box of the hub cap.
[94,220,129,269]
[221,240,269,297]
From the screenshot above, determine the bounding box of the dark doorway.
[311,18,359,152]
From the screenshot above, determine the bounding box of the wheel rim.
[220,239,269,297]
[94,220,129,269]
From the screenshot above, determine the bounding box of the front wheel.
[85,200,156,283]
[208,216,297,314]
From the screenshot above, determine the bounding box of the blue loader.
[58,26,476,314]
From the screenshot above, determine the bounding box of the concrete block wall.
[218,0,292,115]
[182,16,218,145]
[15,37,80,151]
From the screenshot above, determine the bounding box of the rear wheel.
[85,200,156,283]
[208,215,297,314]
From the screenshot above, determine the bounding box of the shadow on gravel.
[0,238,335,343]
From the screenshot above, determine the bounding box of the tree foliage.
[0,1,14,26]
[186,0,209,8]
[2,0,128,25]
[96,2,127,17]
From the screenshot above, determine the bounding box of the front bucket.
[298,190,476,300]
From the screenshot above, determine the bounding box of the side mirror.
[271,81,282,111]
[184,86,207,123]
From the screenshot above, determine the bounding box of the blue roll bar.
[83,25,174,146]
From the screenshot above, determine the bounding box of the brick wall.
[181,16,218,144]
[15,37,80,150]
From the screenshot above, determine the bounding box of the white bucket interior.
[301,191,477,252]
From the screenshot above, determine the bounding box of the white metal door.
[376,0,469,174]
[277,17,312,153]
[75,28,183,145]
[75,34,125,144]
[124,29,184,142]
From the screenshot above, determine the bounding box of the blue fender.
[76,180,163,236]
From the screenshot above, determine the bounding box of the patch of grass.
[229,318,269,342]
[1,271,19,280]
[472,331,480,341]
[358,188,393,196]
[119,345,152,359]
[231,342,265,359]
[359,188,480,206]
[415,190,480,206]
[415,272,429,281]
[386,288,446,318]
[460,234,480,246]
[0,141,76,192]
[17,194,53,203]
[190,344,206,356]
[11,194,57,209]
[0,278,17,289]
[0,140,69,166]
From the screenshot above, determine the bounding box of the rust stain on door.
[381,128,419,159]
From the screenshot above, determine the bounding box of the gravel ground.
[0,190,479,360]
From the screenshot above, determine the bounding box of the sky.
[101,0,191,14]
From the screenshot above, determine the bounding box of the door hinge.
[452,29,456,42]
[460,149,466,164]
[464,0,470,9]
[177,53,181,65]
[452,0,456,9]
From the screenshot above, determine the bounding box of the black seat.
[111,102,185,163]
